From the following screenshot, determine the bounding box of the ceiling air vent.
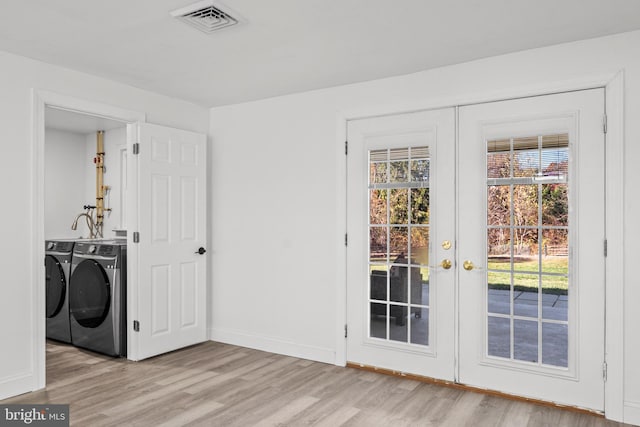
[171,1,242,34]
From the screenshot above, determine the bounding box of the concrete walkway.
[371,285,569,367]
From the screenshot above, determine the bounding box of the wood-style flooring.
[1,341,632,426]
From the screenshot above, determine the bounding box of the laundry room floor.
[0,341,629,426]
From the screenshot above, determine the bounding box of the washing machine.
[45,240,75,343]
[69,241,127,357]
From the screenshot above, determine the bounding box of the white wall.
[208,30,640,422]
[45,126,127,240]
[0,50,208,400]
[44,129,87,239]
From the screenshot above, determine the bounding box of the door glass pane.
[542,323,568,367]
[542,276,567,321]
[370,152,388,184]
[369,189,387,225]
[514,319,538,363]
[370,268,387,301]
[410,307,429,345]
[488,316,510,358]
[513,287,538,318]
[389,227,408,260]
[487,185,510,226]
[390,189,409,224]
[390,265,408,303]
[486,134,569,368]
[488,271,510,315]
[370,303,387,339]
[368,146,431,348]
[369,227,387,263]
[487,141,510,178]
[389,305,408,342]
[410,227,429,266]
[410,188,430,224]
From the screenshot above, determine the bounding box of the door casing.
[32,90,145,389]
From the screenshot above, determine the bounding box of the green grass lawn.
[370,256,569,294]
[488,256,568,294]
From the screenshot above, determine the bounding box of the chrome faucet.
[71,212,96,239]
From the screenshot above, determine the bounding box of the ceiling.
[3,1,640,108]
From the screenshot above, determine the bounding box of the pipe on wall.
[95,130,109,237]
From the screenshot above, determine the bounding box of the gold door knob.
[463,260,475,271]
[440,259,452,270]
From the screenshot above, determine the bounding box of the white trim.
[30,92,46,393]
[209,328,335,365]
[335,114,348,367]
[604,71,625,423]
[0,373,38,401]
[624,401,640,425]
[31,90,145,391]
[337,70,624,421]
[339,73,615,123]
[125,123,141,361]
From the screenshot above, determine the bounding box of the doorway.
[35,92,209,391]
[345,89,606,410]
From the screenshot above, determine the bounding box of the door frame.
[31,90,146,388]
[336,71,624,421]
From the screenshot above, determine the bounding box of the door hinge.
[603,361,608,381]
[345,233,348,246]
[603,114,608,134]
[132,142,140,155]
[344,324,348,338]
[604,239,608,257]
[133,232,140,243]
[345,140,348,155]
[133,320,140,332]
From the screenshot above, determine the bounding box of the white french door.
[457,89,605,410]
[129,123,208,360]
[346,89,606,410]
[346,109,456,380]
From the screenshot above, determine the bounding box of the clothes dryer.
[45,240,74,343]
[69,241,126,357]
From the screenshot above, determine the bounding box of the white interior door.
[457,89,605,410]
[130,122,207,360]
[346,109,456,380]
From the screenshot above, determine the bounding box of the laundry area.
[44,107,128,358]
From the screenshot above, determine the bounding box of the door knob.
[463,260,481,271]
[430,259,452,270]
[195,247,207,255]
[440,259,452,270]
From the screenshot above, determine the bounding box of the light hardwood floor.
[1,341,632,426]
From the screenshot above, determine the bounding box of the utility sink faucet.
[71,212,96,239]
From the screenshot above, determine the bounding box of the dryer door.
[45,255,66,318]
[69,260,111,328]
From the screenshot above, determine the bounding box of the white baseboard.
[624,400,640,426]
[0,372,36,401]
[208,327,336,365]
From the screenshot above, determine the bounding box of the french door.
[346,89,606,410]
[346,108,456,380]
